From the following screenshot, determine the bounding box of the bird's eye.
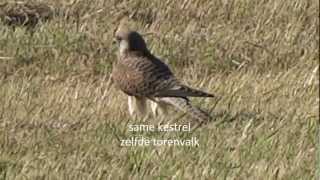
[115,36,122,41]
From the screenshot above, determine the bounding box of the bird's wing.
[112,53,178,97]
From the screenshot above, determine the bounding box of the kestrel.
[111,27,214,123]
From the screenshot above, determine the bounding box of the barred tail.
[154,85,214,98]
[160,97,212,123]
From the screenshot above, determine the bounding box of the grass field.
[0,0,319,179]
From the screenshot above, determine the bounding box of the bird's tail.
[155,85,214,98]
[159,97,212,123]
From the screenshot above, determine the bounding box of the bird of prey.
[111,27,215,123]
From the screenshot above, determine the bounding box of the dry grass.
[0,0,319,179]
[0,1,53,28]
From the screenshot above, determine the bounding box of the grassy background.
[0,0,319,179]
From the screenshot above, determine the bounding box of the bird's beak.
[112,38,117,45]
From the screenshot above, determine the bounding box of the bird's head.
[114,28,149,55]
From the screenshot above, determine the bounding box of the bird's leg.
[135,97,147,116]
[149,98,169,117]
[128,96,135,116]
[150,100,158,116]
[128,96,147,117]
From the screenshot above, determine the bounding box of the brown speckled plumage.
[112,51,177,97]
[112,28,214,123]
